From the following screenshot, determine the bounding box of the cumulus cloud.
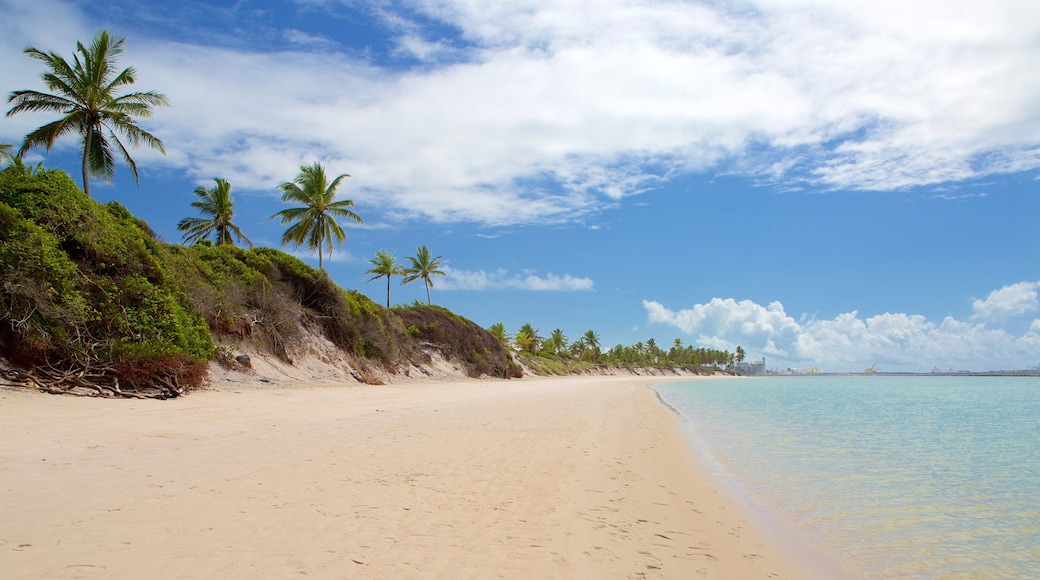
[440,266,594,292]
[972,281,1040,321]
[645,282,1040,372]
[2,0,1039,225]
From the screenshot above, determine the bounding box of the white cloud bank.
[645,281,1040,372]
[2,0,1038,226]
[440,266,594,292]
[972,281,1040,322]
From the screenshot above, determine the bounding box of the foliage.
[0,168,208,392]
[395,304,521,378]
[5,30,169,198]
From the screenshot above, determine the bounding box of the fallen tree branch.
[0,365,179,399]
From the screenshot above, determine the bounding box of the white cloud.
[440,266,593,292]
[645,282,1040,372]
[2,0,1039,225]
[972,281,1040,321]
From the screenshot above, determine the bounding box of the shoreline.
[2,375,828,578]
[653,381,857,580]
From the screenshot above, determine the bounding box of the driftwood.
[0,363,183,400]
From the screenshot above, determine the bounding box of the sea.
[655,375,1040,579]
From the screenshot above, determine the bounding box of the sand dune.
[1,376,822,579]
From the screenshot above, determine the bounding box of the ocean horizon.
[656,375,1040,579]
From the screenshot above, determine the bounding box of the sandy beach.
[1,375,822,579]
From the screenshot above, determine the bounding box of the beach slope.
[1,376,811,578]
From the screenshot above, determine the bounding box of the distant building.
[735,357,766,376]
[786,367,821,375]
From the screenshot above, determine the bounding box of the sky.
[1,0,1039,373]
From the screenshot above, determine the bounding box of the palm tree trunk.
[317,232,324,272]
[386,276,391,307]
[81,130,92,198]
[426,281,431,304]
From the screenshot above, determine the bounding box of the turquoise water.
[655,376,1040,579]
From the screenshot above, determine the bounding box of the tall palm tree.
[272,162,362,272]
[402,245,445,304]
[581,329,601,361]
[177,178,252,247]
[365,250,403,307]
[549,328,568,355]
[5,30,169,198]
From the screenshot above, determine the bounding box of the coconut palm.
[513,322,540,355]
[5,30,169,198]
[365,250,403,307]
[402,245,445,304]
[272,162,362,272]
[177,178,252,248]
[488,322,509,346]
[514,329,536,353]
[0,143,14,168]
[548,328,568,355]
[581,329,601,361]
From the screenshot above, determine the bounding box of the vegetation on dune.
[0,169,209,397]
[0,167,513,396]
[5,31,169,198]
[396,303,522,379]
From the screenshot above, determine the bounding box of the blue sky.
[2,0,1039,372]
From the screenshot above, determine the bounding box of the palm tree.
[581,329,601,361]
[177,178,252,248]
[0,143,14,168]
[5,30,169,198]
[272,162,362,272]
[549,328,568,355]
[514,329,536,353]
[0,141,42,175]
[365,250,403,307]
[488,323,510,347]
[402,245,445,304]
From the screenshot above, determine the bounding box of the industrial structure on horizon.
[735,357,766,376]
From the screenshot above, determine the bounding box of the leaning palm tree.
[402,245,445,304]
[272,162,362,272]
[5,30,169,197]
[365,250,403,307]
[177,178,252,248]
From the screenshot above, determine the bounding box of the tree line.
[489,322,741,370]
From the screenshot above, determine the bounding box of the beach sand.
[1,375,822,579]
